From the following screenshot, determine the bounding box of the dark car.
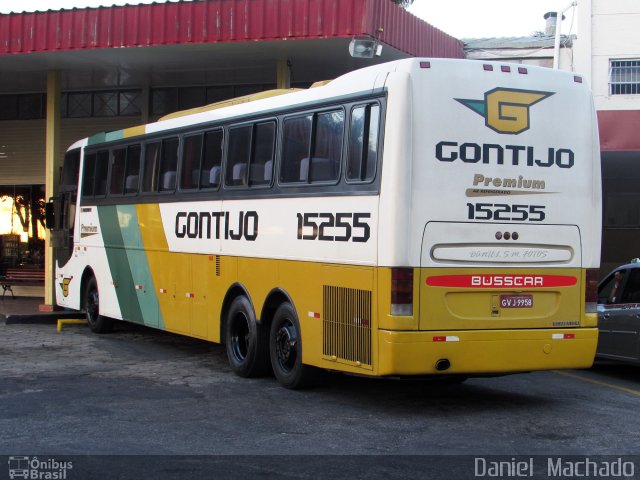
[597,259,640,364]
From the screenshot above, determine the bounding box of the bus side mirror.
[45,200,55,230]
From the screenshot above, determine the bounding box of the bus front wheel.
[225,296,269,378]
[84,276,114,334]
[270,302,316,389]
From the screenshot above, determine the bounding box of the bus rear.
[377,59,601,376]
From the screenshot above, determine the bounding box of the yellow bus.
[46,58,601,388]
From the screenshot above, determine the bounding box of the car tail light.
[391,268,413,316]
[585,269,599,313]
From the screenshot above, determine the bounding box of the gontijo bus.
[46,58,601,389]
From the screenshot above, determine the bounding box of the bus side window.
[226,125,251,187]
[311,110,343,183]
[109,148,126,195]
[202,129,223,189]
[280,110,343,185]
[142,141,161,193]
[280,115,312,184]
[82,152,97,197]
[94,150,110,196]
[180,134,204,190]
[60,149,80,188]
[124,144,141,195]
[159,137,179,192]
[250,121,276,186]
[347,103,380,183]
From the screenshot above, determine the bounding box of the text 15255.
[467,203,545,222]
[296,213,371,242]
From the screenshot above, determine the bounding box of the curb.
[4,311,85,325]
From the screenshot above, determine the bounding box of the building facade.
[573,0,640,274]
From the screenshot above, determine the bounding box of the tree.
[390,0,415,8]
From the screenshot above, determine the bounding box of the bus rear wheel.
[84,276,113,333]
[225,296,269,378]
[270,302,316,389]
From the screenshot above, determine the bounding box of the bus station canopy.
[0,0,464,93]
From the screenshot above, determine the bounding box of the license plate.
[500,294,533,308]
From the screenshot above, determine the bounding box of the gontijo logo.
[456,88,554,134]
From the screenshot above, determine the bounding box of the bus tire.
[84,276,113,334]
[225,296,269,378]
[270,302,316,389]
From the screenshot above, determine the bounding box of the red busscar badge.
[426,275,577,288]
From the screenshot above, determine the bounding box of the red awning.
[0,0,463,59]
[598,110,640,152]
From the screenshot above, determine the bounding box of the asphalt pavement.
[1,297,639,479]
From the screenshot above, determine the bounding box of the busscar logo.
[456,88,554,134]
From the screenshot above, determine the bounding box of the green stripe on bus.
[87,132,107,146]
[105,130,124,142]
[116,205,165,330]
[97,205,145,325]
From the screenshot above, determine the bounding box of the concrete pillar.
[43,70,62,309]
[277,59,291,89]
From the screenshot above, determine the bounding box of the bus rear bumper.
[377,328,598,376]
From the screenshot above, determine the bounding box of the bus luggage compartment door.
[419,222,582,331]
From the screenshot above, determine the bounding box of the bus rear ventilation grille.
[215,255,221,276]
[323,285,372,367]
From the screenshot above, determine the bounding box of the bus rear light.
[518,67,528,74]
[420,61,431,69]
[501,65,511,73]
[574,75,583,83]
[483,64,494,71]
[585,268,599,313]
[391,268,413,316]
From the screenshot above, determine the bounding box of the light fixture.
[349,39,376,59]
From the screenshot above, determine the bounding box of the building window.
[94,91,119,117]
[151,88,178,116]
[67,92,93,118]
[119,91,142,116]
[0,94,45,120]
[18,94,44,120]
[150,84,278,117]
[610,60,640,95]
